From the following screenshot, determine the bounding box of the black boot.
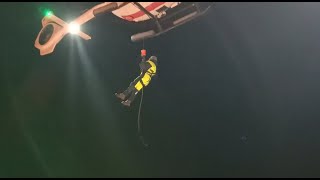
[115,93,126,101]
[121,100,131,107]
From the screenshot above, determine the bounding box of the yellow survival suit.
[115,56,157,107]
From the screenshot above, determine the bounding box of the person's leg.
[121,88,139,107]
[121,78,146,107]
[115,75,142,101]
[122,85,135,98]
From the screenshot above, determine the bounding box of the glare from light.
[68,22,80,34]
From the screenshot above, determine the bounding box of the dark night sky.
[2,2,320,178]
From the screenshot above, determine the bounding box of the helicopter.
[34,2,214,56]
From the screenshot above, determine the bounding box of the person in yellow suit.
[115,56,158,107]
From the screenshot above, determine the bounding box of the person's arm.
[139,61,151,74]
[141,56,146,62]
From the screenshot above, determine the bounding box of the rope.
[137,38,149,148]
[137,88,148,147]
[143,38,145,49]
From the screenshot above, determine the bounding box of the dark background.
[1,2,320,178]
